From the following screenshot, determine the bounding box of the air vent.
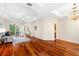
[27,3,32,6]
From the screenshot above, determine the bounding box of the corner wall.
[58,17,79,43]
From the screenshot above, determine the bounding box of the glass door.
[9,24,16,35]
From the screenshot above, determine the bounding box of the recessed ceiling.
[0,3,37,22]
[0,3,78,22]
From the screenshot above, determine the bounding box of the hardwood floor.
[0,36,79,56]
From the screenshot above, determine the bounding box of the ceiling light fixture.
[69,3,79,20]
[27,3,32,6]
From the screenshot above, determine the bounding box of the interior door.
[54,23,57,40]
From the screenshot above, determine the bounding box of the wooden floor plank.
[0,36,79,56]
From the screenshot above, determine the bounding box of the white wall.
[58,17,79,43]
[31,19,43,39]
[31,17,58,40]
[42,18,57,40]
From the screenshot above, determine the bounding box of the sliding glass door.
[9,24,19,35]
[9,24,16,35]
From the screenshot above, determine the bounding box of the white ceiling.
[0,3,78,22]
[0,3,37,22]
[32,3,74,18]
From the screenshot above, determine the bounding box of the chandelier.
[69,3,79,20]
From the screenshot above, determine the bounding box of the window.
[9,24,16,34]
[15,25,19,35]
[0,23,3,28]
[9,24,19,35]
